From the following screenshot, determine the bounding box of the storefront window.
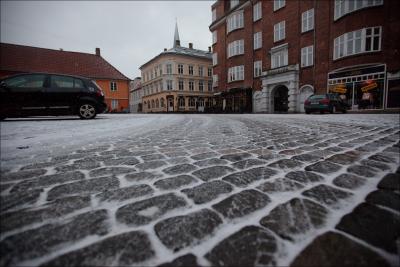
[354,79,384,109]
[387,79,400,108]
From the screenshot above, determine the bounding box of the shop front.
[212,88,252,113]
[328,65,387,110]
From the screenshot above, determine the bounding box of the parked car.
[304,93,349,114]
[0,73,107,120]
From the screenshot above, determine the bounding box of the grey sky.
[0,1,214,79]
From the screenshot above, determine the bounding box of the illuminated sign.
[361,82,378,92]
[330,84,347,93]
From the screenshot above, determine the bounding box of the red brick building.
[210,0,400,113]
[0,43,131,112]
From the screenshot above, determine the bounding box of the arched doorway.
[272,85,289,113]
[298,85,314,113]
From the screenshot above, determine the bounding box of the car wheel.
[78,103,97,119]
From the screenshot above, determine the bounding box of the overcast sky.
[1,1,214,79]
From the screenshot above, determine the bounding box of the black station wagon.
[0,73,107,120]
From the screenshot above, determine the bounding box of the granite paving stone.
[220,152,252,162]
[135,160,168,170]
[181,180,233,204]
[268,159,303,169]
[116,193,187,226]
[193,158,229,167]
[285,171,324,184]
[332,173,367,189]
[154,209,222,252]
[291,231,390,267]
[231,159,266,169]
[192,166,234,182]
[212,189,270,219]
[1,188,43,212]
[1,169,47,182]
[305,161,342,174]
[302,184,353,208]
[260,198,328,241]
[158,254,201,267]
[257,178,305,193]
[47,176,120,201]
[40,231,154,267]
[377,173,400,191]
[365,189,400,212]
[153,175,198,190]
[205,226,277,267]
[347,165,378,178]
[162,164,197,175]
[88,167,136,177]
[96,184,154,202]
[222,167,277,187]
[125,171,159,181]
[336,202,400,254]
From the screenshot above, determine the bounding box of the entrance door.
[299,86,314,113]
[273,85,289,112]
[168,98,174,112]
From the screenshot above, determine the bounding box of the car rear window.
[308,95,326,100]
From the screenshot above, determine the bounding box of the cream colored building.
[140,23,213,113]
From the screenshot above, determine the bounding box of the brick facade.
[210,0,400,112]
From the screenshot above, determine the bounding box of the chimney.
[208,46,211,52]
[175,40,180,47]
[95,48,100,56]
[164,48,167,51]
[189,43,193,49]
[59,48,63,51]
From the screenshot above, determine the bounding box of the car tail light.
[320,98,329,104]
[96,89,104,97]
[304,100,310,105]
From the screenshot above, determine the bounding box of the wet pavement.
[0,114,399,266]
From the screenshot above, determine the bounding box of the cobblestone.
[181,180,233,204]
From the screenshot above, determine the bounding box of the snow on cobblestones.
[1,113,399,266]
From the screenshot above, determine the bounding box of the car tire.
[78,103,97,119]
[305,110,311,114]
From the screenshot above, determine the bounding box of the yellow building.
[140,23,213,113]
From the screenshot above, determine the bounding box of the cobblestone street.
[1,114,399,267]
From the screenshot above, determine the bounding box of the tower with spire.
[173,19,180,48]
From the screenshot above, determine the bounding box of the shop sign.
[361,82,378,92]
[331,84,347,93]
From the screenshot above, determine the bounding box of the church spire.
[173,19,180,48]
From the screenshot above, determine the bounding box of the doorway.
[299,85,314,113]
[273,85,289,112]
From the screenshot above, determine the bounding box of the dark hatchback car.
[0,73,107,120]
[304,93,349,114]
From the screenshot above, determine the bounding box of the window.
[212,9,217,22]
[110,81,117,91]
[159,65,163,75]
[147,101,150,109]
[151,71,153,80]
[227,10,244,33]
[271,45,288,68]
[274,0,285,11]
[167,80,173,90]
[230,0,239,9]
[227,39,244,58]
[189,80,194,91]
[189,97,196,107]
[167,64,172,74]
[160,81,163,91]
[199,80,204,92]
[213,74,219,87]
[50,75,74,88]
[253,2,262,21]
[274,21,285,42]
[178,80,184,90]
[179,97,185,108]
[302,9,314,33]
[212,53,218,66]
[254,60,262,77]
[334,0,383,20]
[189,65,194,75]
[161,98,165,107]
[212,31,218,44]
[151,100,155,108]
[228,65,244,82]
[333,26,381,60]
[111,99,119,110]
[301,45,314,67]
[4,74,46,88]
[208,81,213,91]
[156,99,159,108]
[178,64,183,74]
[254,32,262,50]
[208,67,212,77]
[199,66,204,77]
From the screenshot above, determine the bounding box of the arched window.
[156,99,159,108]
[148,101,150,109]
[160,98,165,107]
[178,97,185,108]
[151,100,155,108]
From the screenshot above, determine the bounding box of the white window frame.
[253,2,262,21]
[227,10,244,33]
[333,26,382,60]
[178,64,184,74]
[270,44,288,69]
[111,99,118,110]
[274,0,285,11]
[167,80,173,90]
[212,53,218,66]
[301,45,314,67]
[254,32,262,50]
[189,80,194,91]
[178,79,184,91]
[230,0,239,9]
[213,74,219,87]
[189,65,194,75]
[301,9,314,33]
[199,80,204,92]
[254,60,262,77]
[208,67,212,77]
[274,21,285,42]
[199,66,204,77]
[212,31,218,44]
[227,39,244,58]
[166,64,172,74]
[228,65,244,82]
[212,9,217,22]
[110,81,117,91]
[334,0,384,20]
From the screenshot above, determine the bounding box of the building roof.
[0,43,130,80]
[140,46,212,69]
